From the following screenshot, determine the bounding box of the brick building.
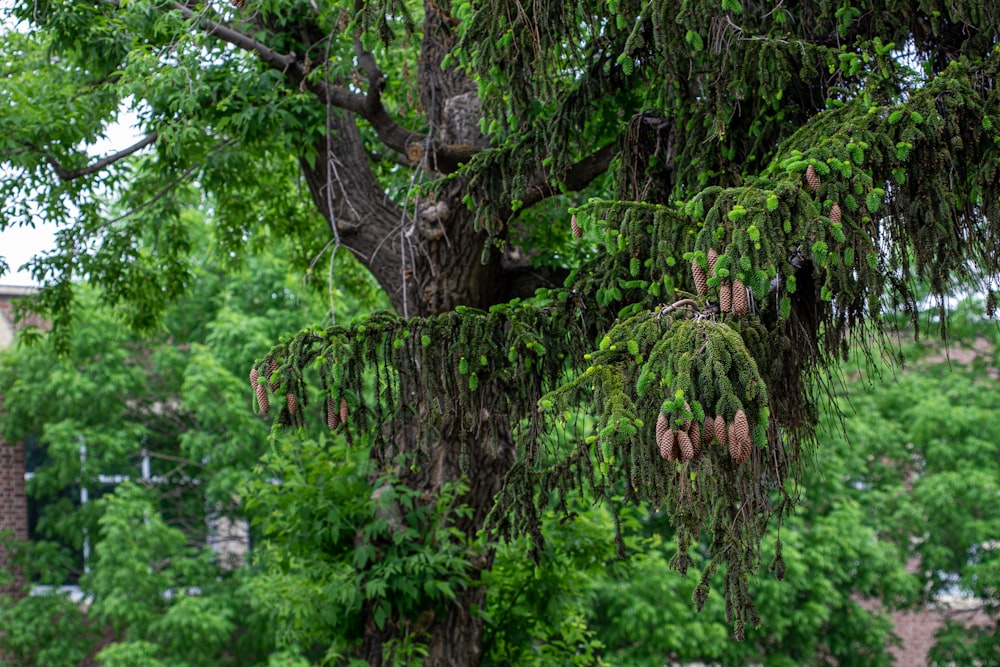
[0,285,42,597]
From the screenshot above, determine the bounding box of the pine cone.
[728,426,743,463]
[250,368,269,415]
[707,248,719,277]
[340,397,349,424]
[571,214,583,238]
[230,0,245,7]
[720,280,733,313]
[714,415,727,448]
[659,428,677,461]
[688,422,702,459]
[286,393,299,415]
[732,279,749,316]
[702,416,716,446]
[326,397,341,429]
[692,258,708,296]
[267,358,280,391]
[830,203,842,223]
[677,430,695,462]
[730,409,752,465]
[805,164,820,192]
[656,412,670,451]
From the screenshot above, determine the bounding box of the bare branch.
[46,132,158,182]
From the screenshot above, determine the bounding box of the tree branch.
[519,143,618,211]
[160,0,476,172]
[45,132,159,182]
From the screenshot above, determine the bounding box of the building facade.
[0,285,42,597]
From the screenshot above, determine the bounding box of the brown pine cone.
[267,358,280,391]
[732,279,749,316]
[677,430,695,463]
[340,397,349,424]
[805,164,821,192]
[327,397,340,430]
[730,409,752,465]
[702,416,716,446]
[571,214,583,238]
[714,415,727,448]
[688,422,702,459]
[720,280,733,313]
[830,203,842,223]
[728,426,743,463]
[707,248,719,277]
[659,428,677,461]
[656,412,670,451]
[286,393,299,415]
[250,368,269,415]
[692,258,708,296]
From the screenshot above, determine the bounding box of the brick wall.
[0,285,38,597]
[0,440,27,596]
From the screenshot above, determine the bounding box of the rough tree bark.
[294,6,556,664]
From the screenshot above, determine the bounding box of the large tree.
[2,1,999,663]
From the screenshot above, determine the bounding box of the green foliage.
[0,240,333,666]
[5,0,1000,655]
[243,434,479,661]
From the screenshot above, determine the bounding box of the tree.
[0,239,341,666]
[2,1,999,663]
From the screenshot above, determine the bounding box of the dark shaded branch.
[46,132,158,182]
[520,143,618,210]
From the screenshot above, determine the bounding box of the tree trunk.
[294,10,517,659]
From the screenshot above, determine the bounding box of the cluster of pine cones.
[806,164,842,223]
[656,407,753,465]
[691,248,749,316]
[249,360,349,428]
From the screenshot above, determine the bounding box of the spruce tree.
[2,1,999,662]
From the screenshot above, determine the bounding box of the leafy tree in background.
[2,0,1000,662]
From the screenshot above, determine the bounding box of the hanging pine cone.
[688,422,702,459]
[692,257,708,296]
[571,213,583,238]
[340,397,349,424]
[830,203,842,223]
[728,427,744,463]
[720,280,733,313]
[677,430,695,462]
[656,412,670,451]
[707,248,719,277]
[230,0,245,7]
[732,279,749,316]
[730,409,752,465]
[714,415,727,448]
[250,368,269,415]
[659,428,677,461]
[286,392,299,415]
[702,416,716,446]
[805,164,821,192]
[327,397,340,430]
[267,358,280,391]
